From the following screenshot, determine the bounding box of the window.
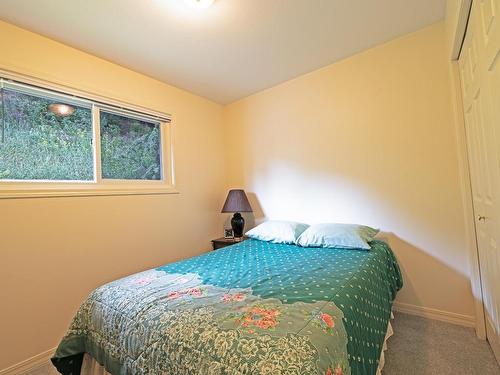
[0,75,174,198]
[0,86,94,181]
[100,110,161,180]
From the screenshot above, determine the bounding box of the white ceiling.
[0,0,446,104]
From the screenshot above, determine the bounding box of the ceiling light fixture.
[184,0,215,9]
[48,103,75,117]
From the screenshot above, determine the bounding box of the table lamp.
[221,189,253,239]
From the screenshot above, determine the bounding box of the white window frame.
[0,71,176,198]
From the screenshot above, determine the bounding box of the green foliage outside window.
[100,112,161,180]
[0,88,162,181]
[0,89,93,180]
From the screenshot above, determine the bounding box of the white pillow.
[296,223,379,250]
[245,220,310,244]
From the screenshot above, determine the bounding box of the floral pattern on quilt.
[54,239,402,375]
[57,270,350,375]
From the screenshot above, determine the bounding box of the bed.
[52,238,402,375]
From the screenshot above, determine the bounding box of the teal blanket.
[52,239,402,375]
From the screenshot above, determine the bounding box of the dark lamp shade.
[221,189,253,213]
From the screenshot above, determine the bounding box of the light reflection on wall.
[239,160,475,319]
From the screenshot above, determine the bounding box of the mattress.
[52,239,402,375]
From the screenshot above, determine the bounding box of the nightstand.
[211,237,248,250]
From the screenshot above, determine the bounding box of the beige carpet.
[384,312,500,374]
[30,312,500,374]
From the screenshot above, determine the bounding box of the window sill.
[0,184,179,199]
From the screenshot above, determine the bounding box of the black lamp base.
[231,212,245,238]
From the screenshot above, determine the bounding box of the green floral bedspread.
[52,239,402,375]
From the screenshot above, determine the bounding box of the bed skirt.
[376,312,394,375]
[81,313,395,375]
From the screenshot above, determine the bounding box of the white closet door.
[460,0,500,362]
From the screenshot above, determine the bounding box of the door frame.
[449,0,473,60]
[448,0,487,339]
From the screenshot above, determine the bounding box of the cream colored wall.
[0,21,226,369]
[224,22,475,319]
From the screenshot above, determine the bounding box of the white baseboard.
[393,302,476,328]
[0,348,56,375]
